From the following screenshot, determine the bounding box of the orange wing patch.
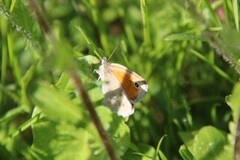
[111,68,139,100]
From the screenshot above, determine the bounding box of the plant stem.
[69,69,118,160]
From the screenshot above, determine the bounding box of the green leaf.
[165,32,207,41]
[226,82,240,123]
[179,145,196,160]
[155,135,167,160]
[122,144,158,160]
[31,107,91,160]
[9,111,40,140]
[20,61,38,111]
[77,55,100,65]
[32,82,84,124]
[186,126,232,160]
[55,72,72,91]
[76,55,100,83]
[0,106,24,124]
[31,106,131,160]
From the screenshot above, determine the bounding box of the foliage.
[0,0,240,159]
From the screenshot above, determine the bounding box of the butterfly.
[96,58,148,117]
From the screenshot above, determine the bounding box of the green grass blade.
[140,0,151,48]
[190,49,234,83]
[204,0,221,26]
[232,0,239,31]
[76,26,102,59]
[165,32,207,41]
[3,112,40,145]
[0,106,25,124]
[155,135,167,160]
[179,145,196,160]
[8,32,22,85]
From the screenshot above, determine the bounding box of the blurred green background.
[0,0,240,160]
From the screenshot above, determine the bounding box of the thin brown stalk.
[69,69,118,160]
[28,0,51,34]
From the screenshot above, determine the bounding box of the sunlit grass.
[0,0,240,159]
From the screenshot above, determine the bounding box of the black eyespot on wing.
[134,82,140,88]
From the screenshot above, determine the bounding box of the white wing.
[96,59,134,117]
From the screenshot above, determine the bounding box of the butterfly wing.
[97,59,134,117]
[110,63,148,103]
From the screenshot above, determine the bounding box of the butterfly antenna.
[108,42,121,60]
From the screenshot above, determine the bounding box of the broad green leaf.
[31,107,91,160]
[187,126,232,160]
[88,85,104,104]
[32,82,83,124]
[31,105,130,160]
[226,82,240,123]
